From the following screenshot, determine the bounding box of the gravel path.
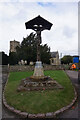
[1,70,80,119]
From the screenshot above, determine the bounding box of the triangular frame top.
[25,15,53,31]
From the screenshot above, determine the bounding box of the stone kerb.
[3,74,77,118]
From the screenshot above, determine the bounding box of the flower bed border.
[3,73,77,118]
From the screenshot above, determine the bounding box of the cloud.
[0,0,79,2]
[0,2,78,56]
[37,2,53,6]
[63,26,76,38]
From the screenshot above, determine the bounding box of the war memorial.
[17,15,63,92]
[2,16,77,119]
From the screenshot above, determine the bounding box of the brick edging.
[3,74,77,118]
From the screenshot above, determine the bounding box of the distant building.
[50,51,60,65]
[10,40,20,53]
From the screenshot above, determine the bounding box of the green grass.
[4,70,75,114]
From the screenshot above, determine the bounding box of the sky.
[0,1,78,57]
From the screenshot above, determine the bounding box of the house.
[50,51,60,65]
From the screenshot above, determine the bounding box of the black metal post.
[36,31,41,61]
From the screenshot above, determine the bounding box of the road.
[2,73,21,119]
[58,70,79,119]
[0,66,2,120]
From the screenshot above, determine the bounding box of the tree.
[40,44,51,64]
[16,33,37,64]
[0,52,9,65]
[61,55,73,64]
[9,52,18,65]
[16,32,51,64]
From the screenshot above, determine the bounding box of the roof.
[10,40,20,43]
[25,15,53,31]
[51,51,58,58]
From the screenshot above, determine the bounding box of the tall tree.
[40,44,51,64]
[0,52,9,65]
[16,32,51,64]
[9,52,18,65]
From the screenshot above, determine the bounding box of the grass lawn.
[4,70,75,114]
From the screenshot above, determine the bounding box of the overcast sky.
[0,1,78,57]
